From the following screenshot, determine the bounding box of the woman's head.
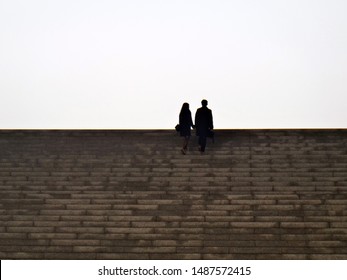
[181,103,189,111]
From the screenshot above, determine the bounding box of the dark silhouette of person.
[195,99,213,153]
[179,102,194,154]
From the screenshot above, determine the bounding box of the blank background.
[1,0,346,129]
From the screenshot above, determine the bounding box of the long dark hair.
[180,103,190,114]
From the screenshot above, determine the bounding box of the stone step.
[1,129,347,259]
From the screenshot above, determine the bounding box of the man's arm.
[195,109,199,127]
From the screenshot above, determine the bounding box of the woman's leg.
[182,136,190,154]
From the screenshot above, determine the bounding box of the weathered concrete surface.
[1,129,347,259]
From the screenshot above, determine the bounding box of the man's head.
[201,99,208,107]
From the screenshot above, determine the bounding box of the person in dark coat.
[195,99,213,153]
[179,102,194,154]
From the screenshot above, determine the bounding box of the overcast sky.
[1,0,346,129]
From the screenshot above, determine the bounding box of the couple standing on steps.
[179,99,214,155]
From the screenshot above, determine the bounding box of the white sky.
[1,0,346,129]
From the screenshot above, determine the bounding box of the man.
[195,99,214,153]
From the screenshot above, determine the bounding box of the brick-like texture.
[1,129,347,259]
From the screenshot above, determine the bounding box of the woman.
[179,103,194,154]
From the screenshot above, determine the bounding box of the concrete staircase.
[1,129,347,259]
